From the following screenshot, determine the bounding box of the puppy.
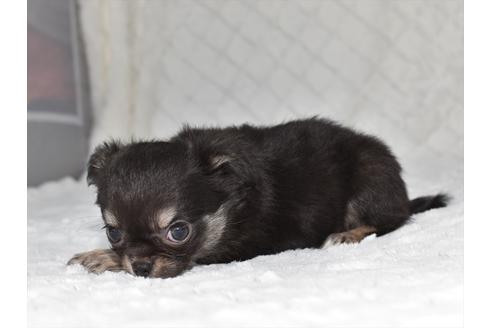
[68,118,448,278]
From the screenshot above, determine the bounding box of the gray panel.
[27,121,88,186]
[27,0,92,186]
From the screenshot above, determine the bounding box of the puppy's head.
[87,137,260,278]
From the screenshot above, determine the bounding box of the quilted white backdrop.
[79,0,463,166]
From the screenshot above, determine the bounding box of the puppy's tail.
[409,193,450,215]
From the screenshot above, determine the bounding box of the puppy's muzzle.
[132,260,152,277]
[132,261,152,277]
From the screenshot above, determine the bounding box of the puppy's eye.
[166,221,191,243]
[106,226,122,243]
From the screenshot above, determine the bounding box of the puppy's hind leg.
[323,225,377,247]
[322,196,409,248]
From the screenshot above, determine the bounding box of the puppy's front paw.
[67,249,123,274]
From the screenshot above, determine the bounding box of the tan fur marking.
[194,204,227,259]
[121,254,134,275]
[150,256,186,278]
[210,155,231,169]
[67,249,123,274]
[103,210,118,227]
[157,207,177,229]
[323,225,377,247]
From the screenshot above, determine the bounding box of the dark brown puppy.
[68,118,448,278]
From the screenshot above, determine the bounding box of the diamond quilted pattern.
[79,0,463,162]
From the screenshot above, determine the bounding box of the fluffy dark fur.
[68,118,449,278]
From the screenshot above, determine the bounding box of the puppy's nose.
[132,261,152,277]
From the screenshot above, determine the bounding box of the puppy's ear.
[209,154,232,171]
[87,141,123,186]
[174,127,235,173]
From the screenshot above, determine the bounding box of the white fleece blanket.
[27,154,463,327]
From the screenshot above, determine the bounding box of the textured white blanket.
[28,154,463,327]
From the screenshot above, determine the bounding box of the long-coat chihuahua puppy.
[68,118,447,278]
